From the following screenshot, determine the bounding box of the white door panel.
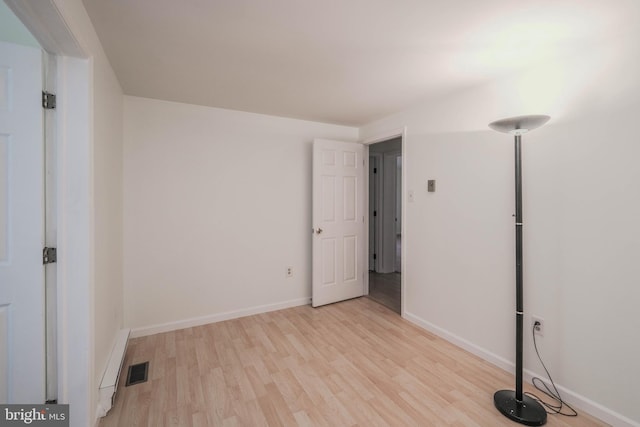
[312,139,364,307]
[0,41,45,403]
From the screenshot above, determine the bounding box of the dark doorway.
[368,137,401,314]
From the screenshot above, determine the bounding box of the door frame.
[43,49,58,403]
[362,127,407,317]
[6,1,93,424]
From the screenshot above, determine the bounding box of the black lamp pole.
[489,115,550,426]
[515,133,524,402]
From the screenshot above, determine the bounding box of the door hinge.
[43,247,57,264]
[373,167,377,174]
[42,91,56,109]
[373,210,377,217]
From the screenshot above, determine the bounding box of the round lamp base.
[494,390,547,426]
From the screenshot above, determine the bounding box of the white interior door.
[312,139,364,307]
[0,41,45,403]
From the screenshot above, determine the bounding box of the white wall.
[90,31,123,427]
[360,34,640,425]
[15,2,638,425]
[123,96,358,332]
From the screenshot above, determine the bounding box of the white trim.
[43,48,59,404]
[404,311,640,427]
[4,0,85,57]
[363,146,370,294]
[130,298,311,338]
[525,377,640,427]
[362,127,406,145]
[404,311,514,371]
[97,328,130,418]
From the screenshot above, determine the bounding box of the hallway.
[368,271,401,314]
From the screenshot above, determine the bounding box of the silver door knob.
[315,228,323,234]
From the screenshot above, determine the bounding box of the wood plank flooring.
[100,298,607,426]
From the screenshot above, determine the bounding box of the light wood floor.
[101,298,607,426]
[368,272,401,314]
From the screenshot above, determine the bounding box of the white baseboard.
[404,311,640,427]
[130,297,311,338]
[96,328,130,418]
[403,311,515,373]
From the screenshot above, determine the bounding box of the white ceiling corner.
[82,0,640,126]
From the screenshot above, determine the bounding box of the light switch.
[428,180,436,192]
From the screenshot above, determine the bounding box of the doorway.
[368,137,402,314]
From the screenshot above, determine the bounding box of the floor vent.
[125,362,149,386]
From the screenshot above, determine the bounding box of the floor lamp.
[489,115,550,426]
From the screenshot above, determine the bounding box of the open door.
[0,41,45,403]
[312,139,365,307]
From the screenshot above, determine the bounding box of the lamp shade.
[489,115,550,135]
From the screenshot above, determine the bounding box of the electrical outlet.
[286,267,293,278]
[532,316,544,336]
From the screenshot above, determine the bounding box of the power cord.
[524,321,578,417]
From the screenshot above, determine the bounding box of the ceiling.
[82,0,639,126]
